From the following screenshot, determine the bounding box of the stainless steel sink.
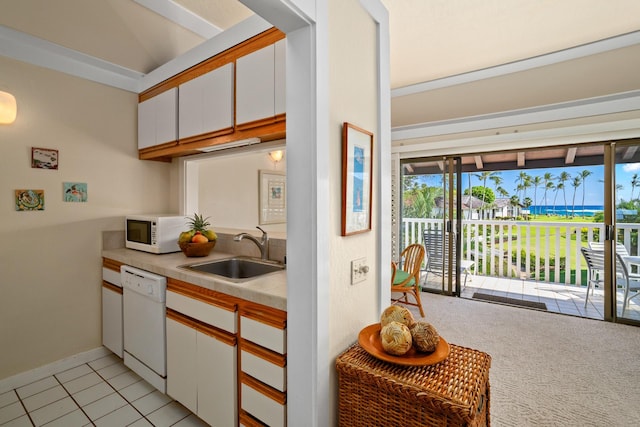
[180,256,285,280]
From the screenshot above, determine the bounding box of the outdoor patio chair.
[589,241,640,277]
[581,247,640,315]
[423,230,474,288]
[391,243,426,317]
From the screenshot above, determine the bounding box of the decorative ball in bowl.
[178,213,218,258]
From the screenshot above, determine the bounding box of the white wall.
[326,0,381,421]
[196,150,286,233]
[0,57,173,380]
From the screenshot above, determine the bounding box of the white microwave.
[125,215,186,254]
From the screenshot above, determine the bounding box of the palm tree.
[553,182,563,216]
[531,175,542,216]
[579,169,593,217]
[542,172,554,213]
[474,171,496,219]
[516,171,529,201]
[557,172,571,217]
[571,176,582,218]
[631,173,639,203]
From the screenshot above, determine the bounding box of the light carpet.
[405,293,640,427]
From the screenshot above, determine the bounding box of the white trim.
[392,90,640,142]
[360,0,391,317]
[0,24,142,92]
[394,118,640,159]
[0,347,112,394]
[392,31,640,98]
[133,0,222,39]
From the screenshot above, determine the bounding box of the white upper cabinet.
[274,39,286,116]
[236,44,275,126]
[179,63,234,140]
[137,87,177,149]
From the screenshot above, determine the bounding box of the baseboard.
[0,346,114,394]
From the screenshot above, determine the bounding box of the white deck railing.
[402,218,640,285]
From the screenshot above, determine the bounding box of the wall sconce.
[0,91,17,124]
[269,150,284,164]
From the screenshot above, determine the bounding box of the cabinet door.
[138,88,178,149]
[236,44,275,125]
[179,63,234,140]
[155,88,178,145]
[274,39,286,116]
[102,286,123,358]
[137,97,156,149]
[197,329,237,427]
[166,317,198,414]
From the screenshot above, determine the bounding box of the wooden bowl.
[179,240,216,257]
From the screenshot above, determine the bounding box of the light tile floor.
[424,273,640,321]
[0,353,208,427]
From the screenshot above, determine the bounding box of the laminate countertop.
[102,248,287,311]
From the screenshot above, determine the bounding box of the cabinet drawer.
[241,346,286,392]
[102,267,121,287]
[241,316,285,354]
[167,290,237,333]
[241,377,286,427]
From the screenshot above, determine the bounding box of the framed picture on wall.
[341,122,373,236]
[31,147,58,169]
[259,170,286,224]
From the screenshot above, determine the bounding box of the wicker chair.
[391,244,426,317]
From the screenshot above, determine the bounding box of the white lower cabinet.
[239,304,287,427]
[102,260,123,358]
[166,282,238,426]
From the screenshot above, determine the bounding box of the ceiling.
[1,0,639,141]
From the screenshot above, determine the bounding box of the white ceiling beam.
[565,147,577,164]
[392,31,640,98]
[0,24,142,92]
[391,90,640,142]
[133,0,222,39]
[474,155,483,169]
[517,152,525,167]
[404,164,414,173]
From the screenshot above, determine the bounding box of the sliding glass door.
[613,141,640,323]
[400,157,462,295]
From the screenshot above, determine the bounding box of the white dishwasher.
[122,265,167,393]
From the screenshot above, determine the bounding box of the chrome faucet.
[234,226,269,260]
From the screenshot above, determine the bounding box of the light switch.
[351,258,369,284]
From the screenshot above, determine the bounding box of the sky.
[417,163,640,206]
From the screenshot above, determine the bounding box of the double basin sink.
[180,256,285,281]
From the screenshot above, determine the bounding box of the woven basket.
[336,343,491,427]
[179,240,216,257]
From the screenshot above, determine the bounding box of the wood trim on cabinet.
[239,410,269,427]
[139,28,285,102]
[239,301,286,330]
[139,120,285,160]
[167,278,238,312]
[102,258,123,272]
[167,308,237,346]
[235,113,286,132]
[240,338,286,367]
[102,281,123,294]
[241,372,286,405]
[178,126,234,145]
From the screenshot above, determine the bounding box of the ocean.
[528,205,604,217]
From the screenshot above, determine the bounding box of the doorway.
[398,140,640,325]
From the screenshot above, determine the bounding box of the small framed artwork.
[341,122,373,236]
[259,170,286,224]
[63,182,88,202]
[31,147,58,169]
[15,189,45,211]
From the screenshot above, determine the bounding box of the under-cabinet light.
[197,137,261,153]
